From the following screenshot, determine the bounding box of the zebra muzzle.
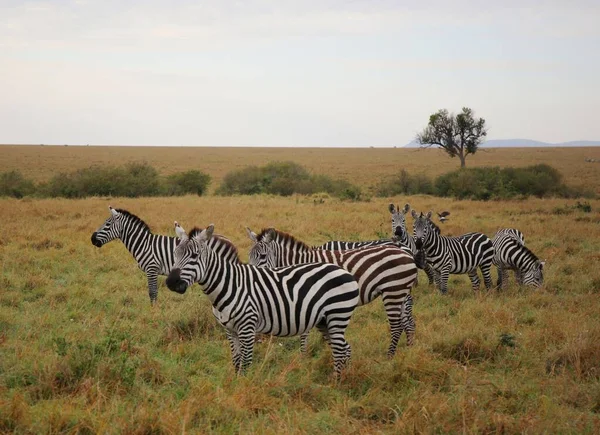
[91,232,102,248]
[166,269,188,294]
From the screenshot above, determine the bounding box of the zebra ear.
[403,203,410,214]
[264,228,276,243]
[539,260,546,270]
[388,203,395,214]
[411,210,418,219]
[174,221,188,240]
[246,227,258,243]
[204,224,215,240]
[109,206,119,218]
[426,211,433,219]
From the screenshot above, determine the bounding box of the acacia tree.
[416,107,487,168]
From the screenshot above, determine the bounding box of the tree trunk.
[459,153,466,168]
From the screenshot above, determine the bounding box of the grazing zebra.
[90,207,234,305]
[389,203,438,285]
[492,230,544,289]
[166,223,360,378]
[411,210,494,294]
[246,227,418,357]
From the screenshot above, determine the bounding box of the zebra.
[411,210,494,294]
[91,206,179,305]
[90,207,235,305]
[389,203,438,285]
[492,230,544,289]
[166,223,360,378]
[246,227,418,357]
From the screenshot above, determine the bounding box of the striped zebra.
[389,203,438,285]
[246,227,418,357]
[411,210,494,294]
[90,207,235,305]
[492,230,544,289]
[91,206,178,305]
[166,223,360,378]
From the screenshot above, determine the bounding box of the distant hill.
[403,139,600,148]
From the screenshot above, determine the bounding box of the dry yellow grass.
[1,192,600,433]
[2,145,599,194]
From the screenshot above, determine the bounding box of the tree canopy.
[416,107,487,168]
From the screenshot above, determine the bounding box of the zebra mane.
[115,209,151,233]
[189,227,242,262]
[507,238,539,264]
[257,228,311,251]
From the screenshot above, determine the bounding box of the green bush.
[434,164,569,200]
[16,162,211,198]
[216,161,363,200]
[0,170,36,198]
[376,170,435,196]
[163,170,211,196]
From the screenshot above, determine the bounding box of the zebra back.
[494,228,525,246]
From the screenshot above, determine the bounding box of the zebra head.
[91,206,123,248]
[389,203,410,237]
[246,227,277,268]
[521,260,545,288]
[411,210,433,250]
[166,222,213,294]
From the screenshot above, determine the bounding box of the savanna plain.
[1,145,600,434]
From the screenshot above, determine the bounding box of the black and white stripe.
[412,210,494,294]
[492,229,544,289]
[247,227,418,357]
[166,224,359,378]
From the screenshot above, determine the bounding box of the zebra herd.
[90,204,545,378]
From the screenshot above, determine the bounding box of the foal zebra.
[492,230,544,289]
[91,206,178,304]
[246,227,418,357]
[412,210,494,294]
[389,203,437,285]
[166,224,359,378]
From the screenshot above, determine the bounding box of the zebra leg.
[480,263,493,290]
[424,263,436,286]
[238,321,258,375]
[439,268,450,295]
[381,291,406,357]
[147,271,159,306]
[401,293,416,347]
[326,330,351,379]
[300,332,310,354]
[498,267,509,290]
[496,266,503,289]
[226,330,242,372]
[468,270,481,292]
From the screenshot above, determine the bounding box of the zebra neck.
[120,220,152,260]
[197,254,242,307]
[277,243,313,266]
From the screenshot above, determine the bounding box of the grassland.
[2,145,600,195]
[1,146,600,433]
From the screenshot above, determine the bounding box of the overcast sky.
[1,0,599,147]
